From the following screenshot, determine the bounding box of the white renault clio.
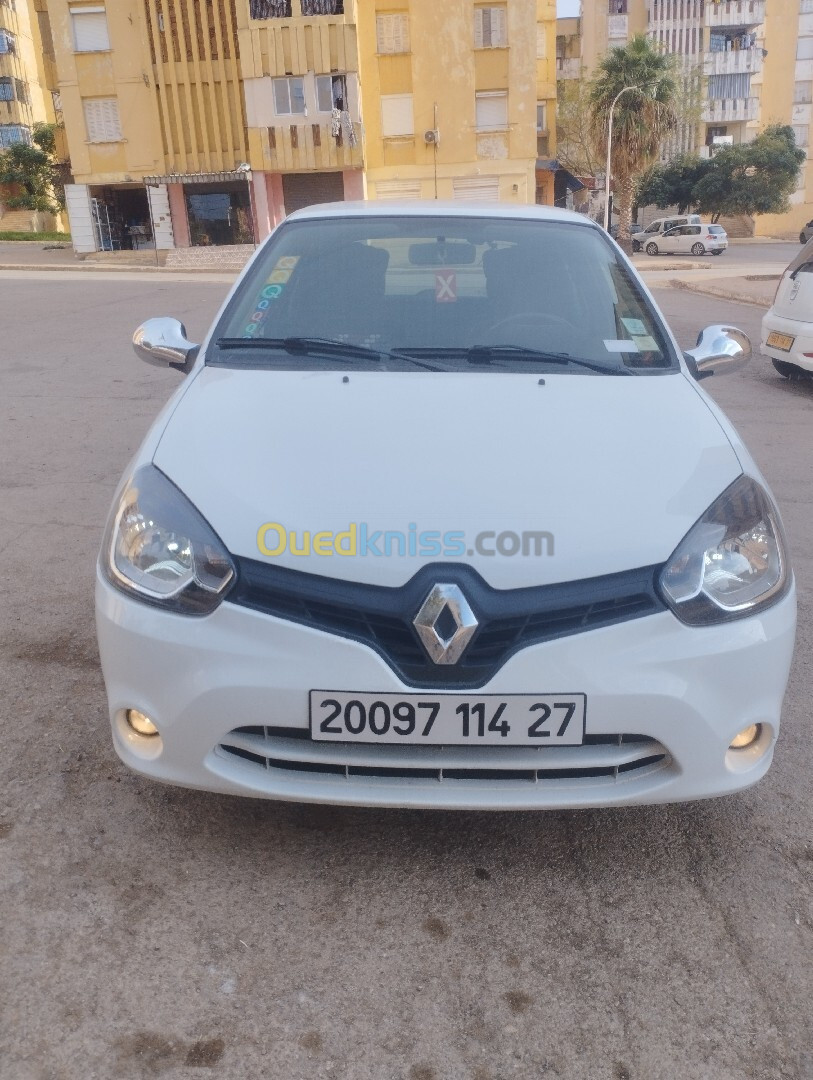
[96,203,796,810]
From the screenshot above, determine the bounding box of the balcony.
[703,48,763,75]
[556,57,581,79]
[263,119,363,172]
[607,13,628,38]
[701,96,759,122]
[705,0,765,29]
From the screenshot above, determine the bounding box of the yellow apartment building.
[239,0,559,218]
[752,0,813,237]
[0,0,61,231]
[52,0,560,252]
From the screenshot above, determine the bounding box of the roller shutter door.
[282,172,345,215]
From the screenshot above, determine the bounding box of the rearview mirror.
[133,318,200,374]
[684,325,750,380]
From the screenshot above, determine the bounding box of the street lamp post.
[603,85,643,234]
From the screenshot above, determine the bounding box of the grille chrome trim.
[216,726,671,786]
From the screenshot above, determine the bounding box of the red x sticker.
[435,270,457,303]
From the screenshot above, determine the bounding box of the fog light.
[729,723,761,750]
[126,709,159,737]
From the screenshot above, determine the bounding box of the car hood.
[153,367,742,588]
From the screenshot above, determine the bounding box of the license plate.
[767,331,795,352]
[309,691,586,746]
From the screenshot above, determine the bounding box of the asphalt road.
[2,274,812,1080]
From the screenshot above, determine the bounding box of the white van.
[632,214,701,252]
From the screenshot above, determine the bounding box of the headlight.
[102,465,235,615]
[659,474,789,626]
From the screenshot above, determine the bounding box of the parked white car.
[762,237,813,378]
[643,223,728,257]
[632,214,702,252]
[96,203,795,810]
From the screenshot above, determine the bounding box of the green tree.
[635,154,713,215]
[0,123,65,215]
[691,125,805,222]
[589,35,679,245]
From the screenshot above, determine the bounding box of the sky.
[557,0,581,16]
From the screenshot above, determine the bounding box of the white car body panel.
[761,241,813,371]
[153,368,742,587]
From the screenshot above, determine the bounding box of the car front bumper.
[95,572,796,810]
[762,310,813,372]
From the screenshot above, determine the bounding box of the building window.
[376,12,410,54]
[536,102,547,133]
[14,79,27,104]
[793,125,810,148]
[316,73,348,112]
[609,0,627,11]
[70,5,110,52]
[794,81,813,105]
[273,76,306,115]
[0,78,13,101]
[0,125,31,147]
[300,0,343,13]
[474,6,507,48]
[536,24,546,58]
[798,37,813,61]
[83,98,122,142]
[381,94,414,137]
[475,90,508,132]
[0,30,16,54]
[250,0,292,16]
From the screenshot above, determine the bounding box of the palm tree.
[589,35,678,247]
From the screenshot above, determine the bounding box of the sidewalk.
[653,273,779,307]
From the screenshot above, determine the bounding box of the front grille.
[216,726,670,786]
[228,560,665,689]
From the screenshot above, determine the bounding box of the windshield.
[211,215,677,375]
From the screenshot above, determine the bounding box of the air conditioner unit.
[424,129,440,145]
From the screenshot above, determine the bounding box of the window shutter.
[381,94,414,137]
[536,23,546,57]
[492,6,506,46]
[376,13,409,54]
[452,176,500,201]
[475,92,508,130]
[84,98,121,142]
[474,8,484,48]
[71,9,110,52]
[475,6,506,47]
[375,179,421,200]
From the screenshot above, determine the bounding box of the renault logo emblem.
[413,584,478,665]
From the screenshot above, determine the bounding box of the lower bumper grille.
[216,726,671,786]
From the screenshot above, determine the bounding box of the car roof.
[285,200,596,227]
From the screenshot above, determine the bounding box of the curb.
[666,278,773,307]
[0,262,241,276]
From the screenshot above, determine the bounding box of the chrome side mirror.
[684,324,751,380]
[133,317,200,374]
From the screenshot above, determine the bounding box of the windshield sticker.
[435,270,457,303]
[631,334,658,351]
[243,256,300,338]
[621,317,647,336]
[604,339,640,353]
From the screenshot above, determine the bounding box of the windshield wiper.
[215,336,444,371]
[466,344,633,375]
